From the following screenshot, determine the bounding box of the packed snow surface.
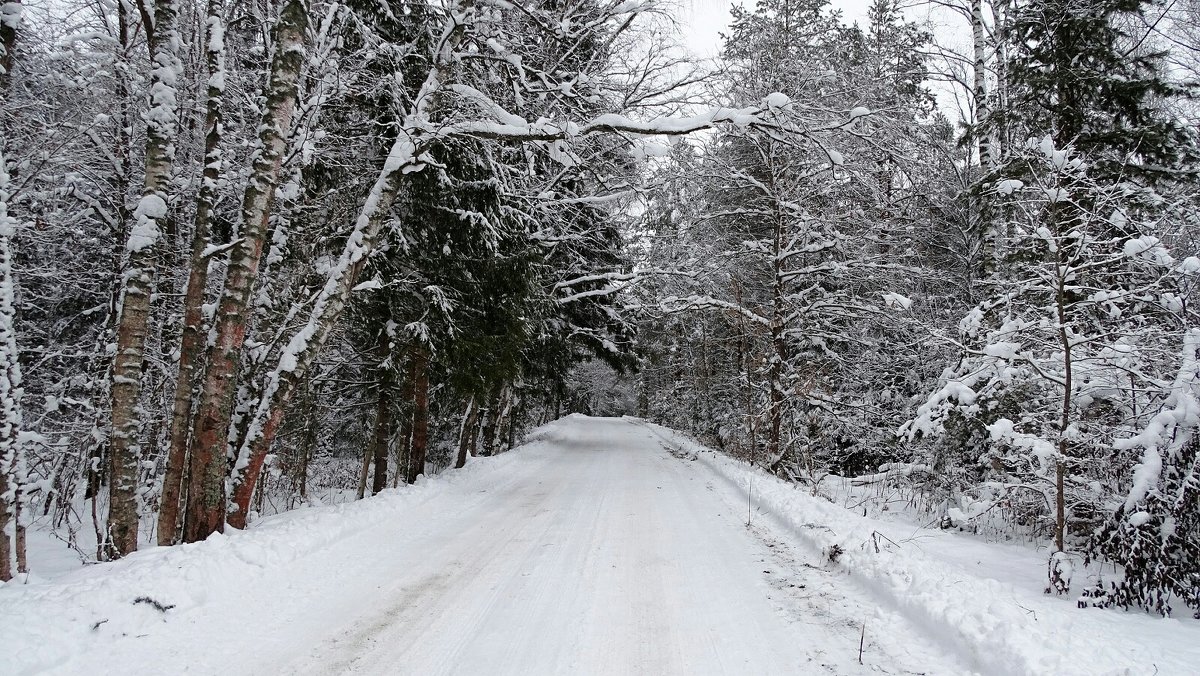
[3,416,1196,675]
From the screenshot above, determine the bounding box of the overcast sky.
[679,0,878,57]
[676,0,969,118]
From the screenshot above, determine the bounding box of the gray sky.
[677,0,969,118]
[679,0,877,57]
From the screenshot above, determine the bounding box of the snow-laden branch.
[444,83,788,140]
[657,295,771,327]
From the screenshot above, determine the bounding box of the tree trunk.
[393,354,415,488]
[405,347,430,484]
[183,0,307,542]
[368,340,394,494]
[506,404,518,450]
[107,0,181,559]
[370,376,392,494]
[766,211,786,471]
[481,388,501,457]
[252,464,266,515]
[971,0,990,171]
[296,385,316,504]
[1054,251,1073,554]
[0,149,26,581]
[971,0,1004,278]
[495,387,513,453]
[455,397,479,469]
[355,429,371,500]
[158,0,225,547]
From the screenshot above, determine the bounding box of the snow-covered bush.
[903,137,1195,594]
[1087,331,1200,618]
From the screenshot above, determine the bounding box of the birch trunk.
[158,0,225,546]
[0,0,22,580]
[0,148,26,581]
[107,0,181,558]
[183,0,307,542]
[971,0,991,171]
[971,0,1003,276]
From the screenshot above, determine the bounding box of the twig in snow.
[132,596,175,613]
[746,477,753,527]
[858,622,866,665]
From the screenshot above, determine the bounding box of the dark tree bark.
[405,347,430,484]
[370,371,393,494]
[455,398,479,469]
[766,210,786,472]
[293,379,317,504]
[393,353,415,488]
[355,432,372,500]
[481,387,501,457]
[494,387,513,453]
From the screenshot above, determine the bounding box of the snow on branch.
[443,84,810,141]
[657,295,771,327]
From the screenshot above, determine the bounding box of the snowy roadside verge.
[0,419,572,676]
[631,418,1199,676]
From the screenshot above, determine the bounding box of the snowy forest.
[1,0,1199,632]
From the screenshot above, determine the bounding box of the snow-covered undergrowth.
[634,419,1198,676]
[0,421,572,676]
[23,455,375,580]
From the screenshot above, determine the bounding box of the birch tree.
[0,149,26,581]
[157,0,226,546]
[104,0,182,558]
[184,0,308,541]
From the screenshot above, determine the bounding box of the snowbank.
[0,420,574,675]
[633,419,1198,676]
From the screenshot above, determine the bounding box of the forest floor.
[2,416,1196,675]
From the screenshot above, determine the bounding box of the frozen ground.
[2,415,1195,675]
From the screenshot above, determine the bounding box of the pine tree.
[1001,0,1197,187]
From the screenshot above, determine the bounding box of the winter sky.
[678,0,968,118]
[679,0,877,57]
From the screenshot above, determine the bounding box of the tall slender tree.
[106,0,182,558]
[184,0,308,541]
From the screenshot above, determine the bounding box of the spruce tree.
[1001,0,1197,187]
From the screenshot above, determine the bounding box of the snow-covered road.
[3,415,967,675]
[288,416,958,675]
[297,415,826,674]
